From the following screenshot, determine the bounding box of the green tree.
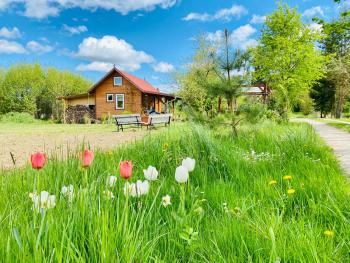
[252,3,325,114]
[310,79,335,118]
[0,64,45,115]
[313,1,350,118]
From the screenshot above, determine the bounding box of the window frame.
[115,93,125,110]
[106,93,114,102]
[113,76,123,86]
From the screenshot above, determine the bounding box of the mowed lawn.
[1,121,350,262]
[327,122,350,133]
[0,123,144,169]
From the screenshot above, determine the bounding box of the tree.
[313,1,350,118]
[310,79,335,118]
[252,3,325,114]
[327,53,350,118]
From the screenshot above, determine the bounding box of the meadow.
[1,122,350,262]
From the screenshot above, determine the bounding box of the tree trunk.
[218,96,222,113]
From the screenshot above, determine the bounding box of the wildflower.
[123,180,149,197]
[269,180,277,186]
[30,152,46,170]
[162,195,171,207]
[283,175,292,181]
[175,165,189,183]
[61,185,74,202]
[120,161,132,180]
[324,230,334,237]
[80,150,94,168]
[108,150,113,156]
[287,188,295,195]
[182,157,196,172]
[143,166,158,181]
[162,143,169,151]
[103,190,115,200]
[107,176,117,187]
[30,191,56,211]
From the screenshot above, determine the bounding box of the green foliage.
[237,101,267,124]
[0,123,350,261]
[310,79,335,117]
[252,3,326,112]
[0,64,92,120]
[0,112,39,123]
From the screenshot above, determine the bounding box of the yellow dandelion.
[268,180,277,186]
[162,143,169,151]
[287,188,295,195]
[283,175,292,181]
[324,230,334,237]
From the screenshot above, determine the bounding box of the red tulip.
[30,152,46,170]
[120,161,132,179]
[80,150,94,168]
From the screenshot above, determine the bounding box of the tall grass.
[1,122,349,262]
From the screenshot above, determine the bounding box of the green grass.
[1,122,350,262]
[328,122,350,133]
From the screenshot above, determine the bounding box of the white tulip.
[123,180,149,197]
[175,165,189,183]
[61,185,74,202]
[143,166,158,181]
[182,157,196,172]
[30,191,56,212]
[107,176,117,187]
[162,195,171,207]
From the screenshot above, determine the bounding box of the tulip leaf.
[12,227,23,250]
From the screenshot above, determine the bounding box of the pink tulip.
[30,152,46,170]
[120,161,132,180]
[80,150,94,168]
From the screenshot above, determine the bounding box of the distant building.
[242,84,271,102]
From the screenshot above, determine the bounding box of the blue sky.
[0,0,345,92]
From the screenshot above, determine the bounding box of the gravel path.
[296,118,350,177]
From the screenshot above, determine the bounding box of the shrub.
[0,112,37,123]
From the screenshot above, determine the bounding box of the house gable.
[94,71,142,119]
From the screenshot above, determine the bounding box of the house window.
[106,93,114,102]
[114,77,122,86]
[116,94,124,109]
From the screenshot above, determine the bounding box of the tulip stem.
[179,184,186,215]
[84,169,88,186]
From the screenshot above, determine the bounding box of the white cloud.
[76,62,112,72]
[23,0,60,19]
[302,6,324,18]
[0,0,178,18]
[26,41,53,53]
[183,4,247,22]
[308,22,323,33]
[0,26,22,39]
[206,24,257,49]
[63,24,88,35]
[152,61,175,73]
[76,35,154,72]
[250,14,266,24]
[0,39,26,54]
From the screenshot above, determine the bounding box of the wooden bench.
[144,114,172,130]
[113,114,141,131]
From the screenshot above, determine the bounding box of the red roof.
[88,67,174,97]
[120,70,159,94]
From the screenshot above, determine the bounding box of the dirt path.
[296,118,350,177]
[0,127,144,170]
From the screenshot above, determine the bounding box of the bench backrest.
[113,114,141,125]
[149,114,172,124]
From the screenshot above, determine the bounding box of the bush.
[0,112,37,123]
[238,102,267,124]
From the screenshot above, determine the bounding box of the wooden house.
[61,66,176,122]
